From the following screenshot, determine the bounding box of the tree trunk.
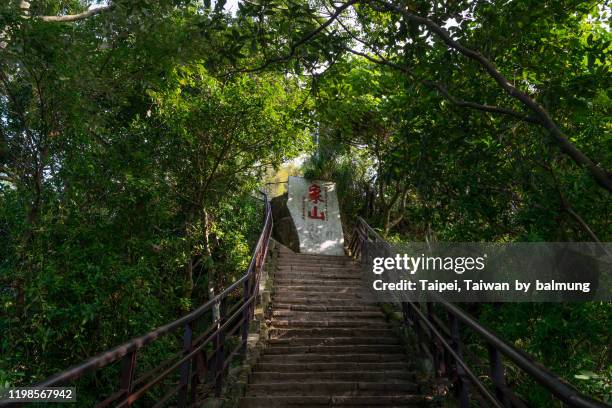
[183,209,196,306]
[203,209,220,322]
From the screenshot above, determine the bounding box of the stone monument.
[286,176,345,255]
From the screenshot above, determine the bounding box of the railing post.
[354,223,363,259]
[249,272,257,322]
[409,302,424,341]
[349,225,360,256]
[177,322,193,408]
[214,300,227,397]
[401,302,413,328]
[427,304,446,377]
[191,349,207,404]
[442,326,453,381]
[449,313,470,408]
[426,304,437,368]
[119,350,136,404]
[241,275,251,357]
[402,301,424,359]
[488,344,510,407]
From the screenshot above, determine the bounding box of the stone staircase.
[238,247,434,407]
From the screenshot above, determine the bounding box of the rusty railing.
[2,192,272,407]
[348,216,608,408]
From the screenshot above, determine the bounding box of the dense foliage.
[0,0,609,406]
[0,0,311,390]
[300,1,611,404]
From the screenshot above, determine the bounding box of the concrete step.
[269,337,400,346]
[264,344,405,355]
[272,299,372,307]
[274,272,362,281]
[279,251,348,257]
[259,353,408,363]
[276,263,358,269]
[272,296,374,307]
[275,259,356,267]
[271,310,384,319]
[276,261,357,268]
[274,289,366,297]
[274,285,363,292]
[277,254,351,262]
[274,278,362,285]
[271,316,386,325]
[269,328,396,338]
[277,256,353,261]
[250,370,416,383]
[273,293,367,302]
[254,361,414,373]
[275,279,362,286]
[270,320,389,328]
[239,252,434,408]
[272,304,380,312]
[275,272,361,278]
[273,276,361,284]
[276,265,361,273]
[245,380,419,396]
[239,395,432,407]
[275,271,360,277]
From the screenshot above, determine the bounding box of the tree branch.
[39,5,113,23]
[0,174,16,183]
[226,0,357,75]
[430,82,540,124]
[563,206,602,244]
[547,165,604,244]
[333,13,541,124]
[1,2,111,49]
[387,187,409,230]
[375,0,612,192]
[344,46,539,125]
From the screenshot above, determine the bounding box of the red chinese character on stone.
[308,206,325,220]
[309,184,325,203]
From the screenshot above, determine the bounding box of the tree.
[0,0,311,391]
[232,0,611,193]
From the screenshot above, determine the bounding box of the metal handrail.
[348,217,609,408]
[1,192,273,407]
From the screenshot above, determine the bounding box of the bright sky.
[94,0,241,14]
[225,0,241,13]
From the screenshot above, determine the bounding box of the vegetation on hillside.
[0,0,609,405]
